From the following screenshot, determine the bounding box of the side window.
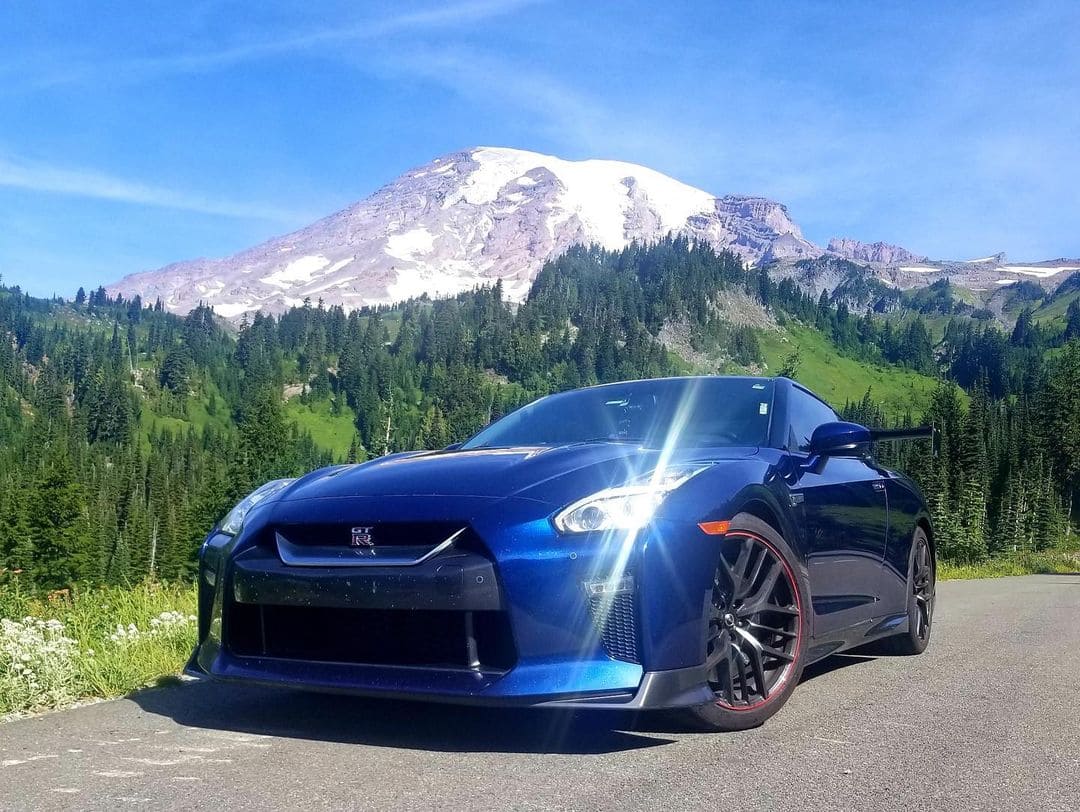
[787,388,838,452]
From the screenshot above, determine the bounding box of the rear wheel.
[875,527,934,655]
[678,513,810,731]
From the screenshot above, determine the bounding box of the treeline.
[842,345,1080,563]
[1,239,1078,588]
[0,289,333,587]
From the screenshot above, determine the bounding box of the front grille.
[270,522,480,568]
[271,521,467,548]
[226,603,516,672]
[587,592,641,663]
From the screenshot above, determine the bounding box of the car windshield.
[462,378,775,450]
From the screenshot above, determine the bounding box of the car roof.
[576,374,788,391]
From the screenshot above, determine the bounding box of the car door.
[784,387,888,637]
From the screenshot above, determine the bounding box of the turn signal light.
[698,520,731,535]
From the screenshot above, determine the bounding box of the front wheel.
[677,513,810,732]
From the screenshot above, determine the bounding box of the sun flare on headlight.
[554,465,709,534]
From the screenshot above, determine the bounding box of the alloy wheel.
[706,532,802,710]
[912,536,934,640]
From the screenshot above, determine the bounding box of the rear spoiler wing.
[869,426,935,443]
[869,425,937,456]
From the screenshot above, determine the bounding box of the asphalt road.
[2,575,1079,811]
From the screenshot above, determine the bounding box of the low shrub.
[0,579,197,718]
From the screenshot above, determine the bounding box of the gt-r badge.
[350,526,375,547]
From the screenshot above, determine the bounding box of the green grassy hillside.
[757,324,942,417]
[284,397,357,459]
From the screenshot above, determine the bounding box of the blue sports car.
[190,376,935,730]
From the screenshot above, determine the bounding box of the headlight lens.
[554,464,709,534]
[219,478,295,536]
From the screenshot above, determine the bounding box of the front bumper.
[184,652,715,710]
[192,494,723,709]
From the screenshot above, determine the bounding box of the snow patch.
[213,302,255,317]
[385,228,436,261]
[1002,265,1080,278]
[324,257,353,275]
[383,258,491,304]
[260,255,331,289]
[994,279,1018,286]
[195,280,224,295]
[899,265,939,273]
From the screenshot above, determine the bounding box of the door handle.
[871,481,886,492]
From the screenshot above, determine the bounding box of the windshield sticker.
[759,402,769,415]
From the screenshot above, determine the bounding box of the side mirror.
[808,421,871,456]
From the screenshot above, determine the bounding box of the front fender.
[637,455,800,671]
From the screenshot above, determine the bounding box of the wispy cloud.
[358,42,724,185]
[20,0,542,88]
[370,45,611,151]
[0,154,308,223]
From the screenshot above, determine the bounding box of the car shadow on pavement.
[799,653,878,682]
[133,652,883,752]
[131,680,676,754]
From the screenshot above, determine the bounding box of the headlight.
[554,464,709,534]
[219,478,295,536]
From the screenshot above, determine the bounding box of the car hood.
[281,444,760,506]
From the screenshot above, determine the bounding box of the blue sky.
[2,0,1078,296]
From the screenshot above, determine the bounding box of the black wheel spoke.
[746,547,767,593]
[761,645,796,664]
[704,631,728,670]
[730,540,753,596]
[716,554,738,595]
[736,630,769,700]
[742,563,781,613]
[724,649,737,701]
[746,620,798,639]
[737,652,751,701]
[740,599,798,618]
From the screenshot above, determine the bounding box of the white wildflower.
[1,615,78,711]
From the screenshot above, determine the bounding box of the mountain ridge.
[107,146,818,316]
[107,146,1079,318]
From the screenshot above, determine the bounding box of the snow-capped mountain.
[107,147,818,317]
[107,146,1079,318]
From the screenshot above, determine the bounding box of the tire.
[874,527,935,656]
[675,512,811,732]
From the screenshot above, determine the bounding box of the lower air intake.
[587,591,641,664]
[227,603,516,672]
